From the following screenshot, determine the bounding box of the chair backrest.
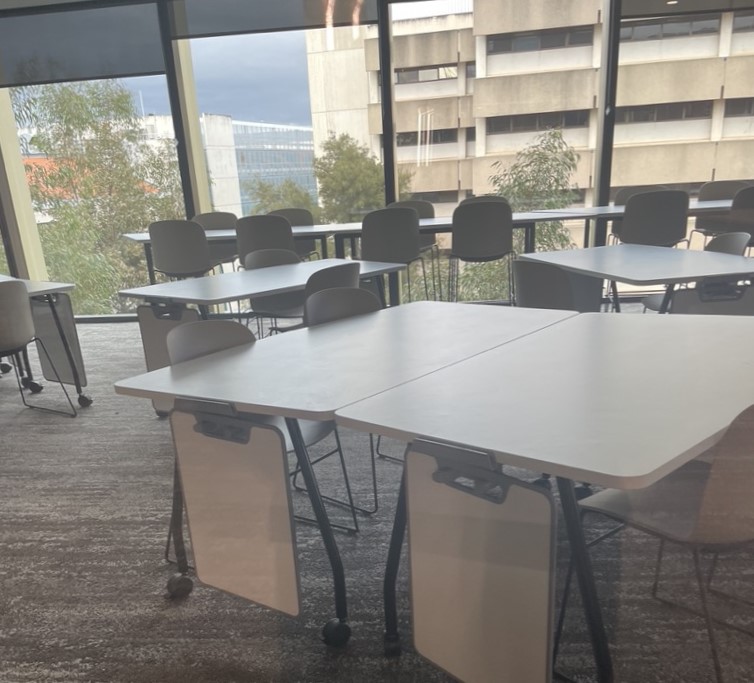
[513,259,602,313]
[268,208,314,226]
[166,319,255,364]
[732,185,754,210]
[304,262,360,299]
[704,231,751,255]
[388,199,435,219]
[304,287,382,326]
[361,207,421,264]
[244,248,301,270]
[0,280,35,353]
[619,189,689,247]
[451,199,514,262]
[611,185,667,239]
[459,195,509,206]
[237,215,296,266]
[191,211,238,231]
[692,404,754,545]
[695,181,750,234]
[670,283,754,315]
[149,219,211,278]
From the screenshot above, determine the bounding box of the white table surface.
[337,312,754,490]
[118,259,403,305]
[531,198,733,220]
[114,302,575,420]
[0,273,75,297]
[518,244,754,285]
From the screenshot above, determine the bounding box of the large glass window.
[10,75,183,314]
[487,26,593,54]
[620,14,721,42]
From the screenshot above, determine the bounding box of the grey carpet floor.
[1,321,753,682]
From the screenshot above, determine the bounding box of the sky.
[124,1,472,128]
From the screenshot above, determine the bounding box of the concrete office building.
[306,1,754,215]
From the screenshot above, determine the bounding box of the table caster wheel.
[384,633,402,657]
[0,362,11,373]
[77,394,93,408]
[166,573,193,598]
[322,618,350,647]
[28,381,44,394]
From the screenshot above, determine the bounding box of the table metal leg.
[388,272,400,306]
[610,281,621,313]
[320,236,329,259]
[556,478,614,683]
[334,236,346,259]
[658,284,675,314]
[383,468,407,656]
[165,459,194,599]
[524,221,537,253]
[285,417,351,647]
[145,244,157,284]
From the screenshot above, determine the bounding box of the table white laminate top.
[519,244,754,285]
[114,302,575,420]
[337,313,754,490]
[531,198,733,221]
[0,273,75,297]
[118,259,403,305]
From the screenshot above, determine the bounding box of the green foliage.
[458,129,579,301]
[12,81,184,314]
[245,178,321,222]
[313,133,412,223]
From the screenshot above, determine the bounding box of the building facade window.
[396,128,459,146]
[395,64,458,84]
[725,97,754,117]
[733,10,754,32]
[615,100,713,123]
[410,190,460,203]
[487,26,592,55]
[620,14,720,42]
[466,62,476,79]
[486,110,589,134]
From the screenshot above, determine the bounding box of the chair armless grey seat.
[236,214,297,267]
[269,208,319,260]
[191,211,239,269]
[610,185,668,244]
[512,259,602,313]
[619,189,690,247]
[389,199,441,299]
[148,219,212,279]
[690,180,751,245]
[361,206,430,302]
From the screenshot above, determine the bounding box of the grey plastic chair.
[242,248,304,334]
[644,232,752,312]
[619,189,690,247]
[512,259,602,312]
[449,199,515,302]
[577,403,754,683]
[0,280,76,417]
[610,185,668,244]
[148,219,212,279]
[690,180,751,245]
[236,215,297,267]
[269,208,319,260]
[165,320,361,539]
[389,199,441,299]
[304,286,381,327]
[361,207,430,302]
[302,286,382,515]
[191,211,238,269]
[459,194,510,205]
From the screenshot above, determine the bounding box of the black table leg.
[658,284,676,314]
[145,244,157,284]
[556,478,614,683]
[388,272,400,306]
[383,468,407,656]
[285,417,351,647]
[524,221,537,253]
[335,236,346,259]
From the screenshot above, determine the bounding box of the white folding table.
[114,302,576,645]
[336,312,754,682]
[519,244,754,312]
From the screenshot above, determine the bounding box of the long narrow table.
[114,302,576,644]
[336,312,754,682]
[519,244,754,312]
[0,274,91,406]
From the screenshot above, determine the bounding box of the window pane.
[512,34,540,52]
[511,114,537,132]
[12,76,183,314]
[540,31,566,50]
[662,20,690,38]
[437,65,458,79]
[569,28,593,46]
[539,111,561,128]
[733,11,754,32]
[691,18,720,35]
[632,22,662,41]
[655,102,683,121]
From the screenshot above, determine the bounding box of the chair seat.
[580,459,754,546]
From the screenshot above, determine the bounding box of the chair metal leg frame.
[405,257,430,302]
[374,434,404,465]
[11,338,77,417]
[285,417,351,646]
[164,459,194,573]
[289,428,361,532]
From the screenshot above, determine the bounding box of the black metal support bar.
[383,468,407,655]
[145,244,157,284]
[156,0,195,219]
[523,222,536,253]
[43,294,84,397]
[170,459,190,574]
[556,477,614,683]
[285,417,349,624]
[593,0,622,247]
[376,0,397,205]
